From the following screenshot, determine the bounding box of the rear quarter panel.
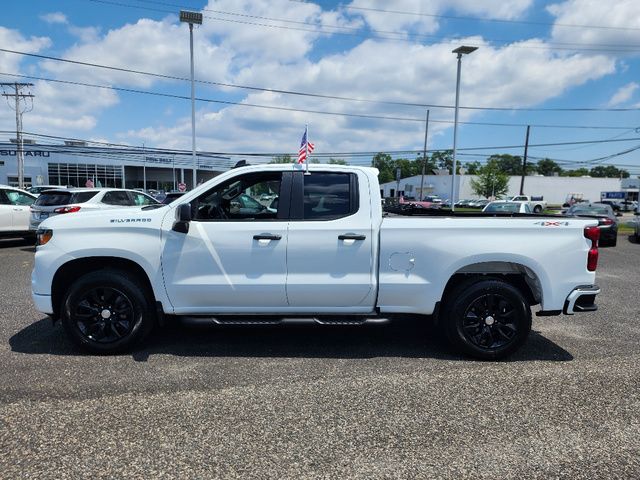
[378,216,597,314]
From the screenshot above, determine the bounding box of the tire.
[61,270,155,354]
[442,278,532,360]
[533,205,543,213]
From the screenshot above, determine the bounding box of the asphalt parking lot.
[1,237,639,479]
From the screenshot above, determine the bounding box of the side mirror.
[172,203,191,233]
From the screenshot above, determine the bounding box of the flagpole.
[305,123,309,175]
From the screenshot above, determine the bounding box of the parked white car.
[0,185,37,239]
[509,195,547,213]
[483,201,532,214]
[29,188,159,231]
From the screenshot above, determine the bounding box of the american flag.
[297,126,315,164]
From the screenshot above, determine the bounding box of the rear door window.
[301,173,358,220]
[71,191,99,203]
[102,191,133,206]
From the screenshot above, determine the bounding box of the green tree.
[564,168,590,177]
[463,161,482,175]
[470,160,510,198]
[372,153,395,183]
[535,158,563,176]
[589,165,629,178]
[270,154,293,164]
[431,150,454,173]
[487,154,522,175]
[415,154,437,176]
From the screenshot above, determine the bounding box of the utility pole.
[520,125,530,195]
[1,82,34,189]
[419,109,430,201]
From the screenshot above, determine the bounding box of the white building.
[380,173,628,205]
[0,141,231,190]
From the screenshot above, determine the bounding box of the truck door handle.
[338,234,366,241]
[253,234,282,241]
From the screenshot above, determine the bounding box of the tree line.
[270,152,630,198]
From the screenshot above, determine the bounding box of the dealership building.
[0,141,232,190]
[381,173,639,205]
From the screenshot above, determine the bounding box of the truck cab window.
[193,172,282,221]
[303,173,357,220]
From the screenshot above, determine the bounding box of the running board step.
[179,316,390,326]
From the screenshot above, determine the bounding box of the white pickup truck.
[31,164,601,359]
[509,195,547,214]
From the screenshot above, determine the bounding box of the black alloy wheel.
[443,278,531,360]
[61,270,155,353]
[461,293,518,350]
[73,287,135,343]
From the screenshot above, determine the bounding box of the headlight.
[36,229,53,246]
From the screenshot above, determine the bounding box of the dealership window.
[7,176,32,188]
[48,163,123,188]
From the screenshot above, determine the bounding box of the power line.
[88,0,640,54]
[2,71,639,132]
[5,131,640,158]
[131,0,640,52]
[293,0,640,32]
[5,47,640,113]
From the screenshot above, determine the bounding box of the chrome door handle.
[338,234,366,240]
[253,234,282,240]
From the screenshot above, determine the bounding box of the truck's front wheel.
[61,270,155,354]
[443,279,531,360]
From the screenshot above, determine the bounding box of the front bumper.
[32,292,53,314]
[563,285,600,315]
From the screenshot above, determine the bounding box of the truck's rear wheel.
[443,278,531,360]
[61,270,155,354]
[533,205,543,213]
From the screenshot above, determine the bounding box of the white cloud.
[200,0,358,63]
[40,17,233,88]
[0,27,51,73]
[607,82,639,106]
[346,0,533,35]
[120,38,615,154]
[40,12,68,25]
[548,0,640,53]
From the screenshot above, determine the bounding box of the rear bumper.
[563,285,600,315]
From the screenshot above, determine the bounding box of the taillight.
[584,226,600,271]
[54,206,81,214]
[599,218,614,225]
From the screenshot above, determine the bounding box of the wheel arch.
[441,261,543,309]
[51,257,157,318]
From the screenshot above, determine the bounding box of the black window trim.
[290,171,360,221]
[190,171,292,222]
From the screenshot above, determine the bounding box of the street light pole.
[180,10,203,190]
[419,109,430,201]
[450,46,477,211]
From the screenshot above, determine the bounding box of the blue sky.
[1,0,640,174]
